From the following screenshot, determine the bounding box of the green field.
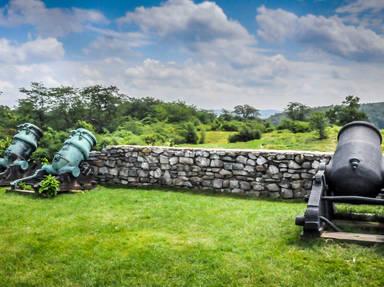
[186,127,384,152]
[1,187,384,286]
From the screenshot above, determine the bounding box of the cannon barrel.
[41,128,97,177]
[11,128,97,191]
[295,121,384,238]
[0,123,43,171]
[325,121,384,197]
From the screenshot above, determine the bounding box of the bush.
[228,128,262,143]
[221,121,241,131]
[37,175,60,198]
[199,129,206,144]
[277,119,311,133]
[309,112,328,139]
[0,137,11,155]
[30,147,50,164]
[178,123,198,144]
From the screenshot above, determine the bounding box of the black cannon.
[295,121,384,240]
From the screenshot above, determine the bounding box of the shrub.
[277,119,311,133]
[228,128,262,143]
[221,121,241,131]
[37,175,60,198]
[18,182,33,191]
[309,112,328,139]
[0,137,11,155]
[31,147,50,164]
[199,129,206,144]
[178,122,198,144]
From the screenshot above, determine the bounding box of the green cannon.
[0,123,43,186]
[11,128,97,192]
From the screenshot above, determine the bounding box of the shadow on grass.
[100,184,306,204]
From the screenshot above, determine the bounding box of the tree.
[309,112,328,139]
[18,82,54,128]
[80,85,126,132]
[326,95,367,125]
[233,105,260,120]
[285,102,310,121]
[182,122,198,144]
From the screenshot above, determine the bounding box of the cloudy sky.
[0,0,383,109]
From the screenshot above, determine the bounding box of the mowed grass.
[190,128,339,152]
[1,187,384,286]
[189,128,384,152]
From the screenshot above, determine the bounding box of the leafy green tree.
[182,122,199,144]
[309,112,328,139]
[18,82,54,128]
[233,105,260,120]
[285,102,310,121]
[80,85,126,132]
[326,96,367,125]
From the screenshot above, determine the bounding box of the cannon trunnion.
[0,123,43,186]
[295,121,384,242]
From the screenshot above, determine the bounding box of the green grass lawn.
[1,187,384,286]
[186,127,384,152]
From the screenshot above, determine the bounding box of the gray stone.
[291,181,302,190]
[267,165,279,175]
[169,157,178,165]
[219,169,232,176]
[236,155,248,164]
[288,160,301,169]
[150,168,162,178]
[256,156,267,165]
[210,159,224,168]
[232,163,244,170]
[266,183,280,192]
[109,168,118,176]
[141,162,149,170]
[99,167,108,175]
[196,157,210,167]
[229,180,239,189]
[213,179,223,189]
[301,173,313,179]
[312,160,320,169]
[179,157,194,165]
[240,181,251,190]
[159,155,169,164]
[281,188,293,199]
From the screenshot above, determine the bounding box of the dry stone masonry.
[87,146,332,199]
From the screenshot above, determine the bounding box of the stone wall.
[87,146,332,199]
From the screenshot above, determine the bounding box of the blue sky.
[0,0,383,109]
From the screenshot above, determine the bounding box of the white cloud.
[0,0,383,112]
[256,5,384,61]
[336,0,384,14]
[0,0,108,37]
[84,28,151,58]
[118,0,254,45]
[0,37,64,63]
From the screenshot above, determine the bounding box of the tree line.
[0,83,368,161]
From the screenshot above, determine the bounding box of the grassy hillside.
[184,127,384,152]
[268,102,384,129]
[1,187,384,286]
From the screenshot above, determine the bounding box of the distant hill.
[267,102,384,129]
[259,109,281,119]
